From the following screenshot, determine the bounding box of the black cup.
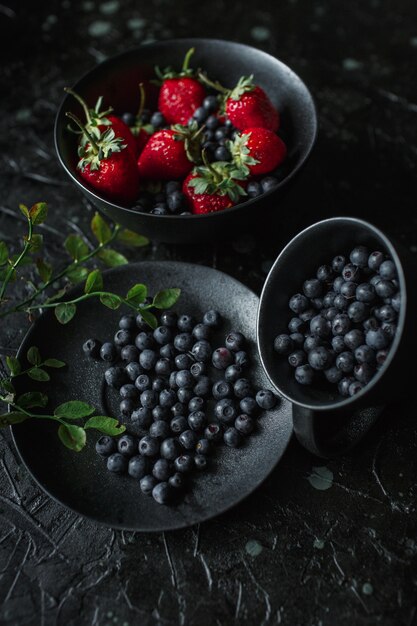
[257,217,416,458]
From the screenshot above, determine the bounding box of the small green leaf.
[116,229,149,248]
[99,293,121,310]
[29,202,48,225]
[44,287,69,304]
[1,379,15,394]
[0,242,9,266]
[17,392,48,409]
[64,234,89,261]
[84,416,126,435]
[153,288,181,310]
[36,258,53,283]
[6,356,21,376]
[44,358,66,368]
[0,412,29,428]
[10,254,32,267]
[27,367,50,382]
[27,346,41,366]
[19,204,30,219]
[138,308,158,329]
[85,269,103,294]
[98,248,128,267]
[126,283,147,307]
[54,400,95,419]
[66,265,89,284]
[27,234,43,253]
[91,212,112,244]
[58,424,86,452]
[55,302,77,324]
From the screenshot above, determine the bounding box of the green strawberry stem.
[65,88,113,124]
[201,150,222,184]
[136,82,146,119]
[65,112,99,154]
[182,47,195,72]
[64,87,92,125]
[197,72,229,95]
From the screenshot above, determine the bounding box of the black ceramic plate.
[11,262,293,531]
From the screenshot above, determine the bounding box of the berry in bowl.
[54,38,317,243]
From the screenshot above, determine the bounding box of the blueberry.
[342,263,361,282]
[338,376,355,396]
[138,435,160,457]
[349,381,364,396]
[239,396,259,417]
[170,416,188,434]
[288,350,306,367]
[174,332,194,352]
[291,333,309,349]
[379,260,396,280]
[234,351,250,368]
[381,322,397,340]
[128,455,148,479]
[212,347,234,369]
[188,396,205,413]
[260,176,280,193]
[203,310,222,328]
[176,370,194,388]
[114,329,132,347]
[177,314,195,332]
[340,281,357,299]
[155,358,173,377]
[120,384,138,400]
[332,313,351,336]
[375,280,396,298]
[233,378,254,399]
[204,423,223,442]
[160,343,176,359]
[324,307,338,322]
[375,304,396,322]
[367,251,384,271]
[354,362,375,384]
[107,453,128,474]
[177,387,193,405]
[150,111,165,127]
[83,338,102,359]
[316,265,334,282]
[235,414,255,435]
[363,317,379,332]
[225,364,244,382]
[224,427,242,448]
[153,326,173,346]
[347,301,369,323]
[104,366,126,388]
[256,390,277,410]
[299,308,316,323]
[131,407,152,428]
[323,292,337,308]
[214,146,232,161]
[125,362,143,381]
[160,438,182,460]
[331,335,346,353]
[336,351,355,373]
[135,374,152,392]
[190,362,206,378]
[225,331,246,352]
[194,455,209,470]
[310,315,331,338]
[214,127,228,141]
[191,340,212,362]
[303,279,323,298]
[192,324,212,341]
[193,106,208,123]
[153,459,172,481]
[179,429,198,450]
[174,454,194,473]
[121,111,135,126]
[333,276,345,293]
[311,297,324,311]
[355,283,376,303]
[95,435,116,457]
[160,310,178,327]
[140,389,158,409]
[135,331,155,351]
[334,294,348,310]
[324,366,343,384]
[332,255,346,273]
[212,380,233,400]
[188,410,207,431]
[365,329,389,350]
[139,349,158,370]
[169,472,186,490]
[159,389,177,408]
[100,342,117,362]
[119,314,136,330]
[152,405,170,421]
[369,274,382,287]
[288,317,305,334]
[117,434,137,457]
[169,371,178,388]
[391,292,401,313]
[308,347,333,370]
[167,191,186,213]
[247,181,262,197]
[303,335,324,352]
[205,112,219,126]
[215,398,237,424]
[171,401,186,416]
[140,474,158,495]
[120,399,136,418]
[376,349,389,367]
[350,246,369,267]
[149,420,171,440]
[194,439,210,456]
[344,329,364,350]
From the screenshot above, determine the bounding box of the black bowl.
[54,38,317,244]
[257,217,417,456]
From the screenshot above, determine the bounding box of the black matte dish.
[11,262,293,531]
[54,38,317,243]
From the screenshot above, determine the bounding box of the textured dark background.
[1,0,417,624]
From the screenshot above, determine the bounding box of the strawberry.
[137,121,203,180]
[155,48,206,125]
[64,88,137,158]
[66,112,140,206]
[199,73,279,132]
[229,127,287,175]
[183,158,248,215]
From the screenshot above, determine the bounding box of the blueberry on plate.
[204,423,223,442]
[169,472,186,490]
[131,407,152,428]
[195,438,211,455]
[138,435,160,457]
[140,389,159,409]
[349,245,369,268]
[239,396,259,417]
[113,329,132,348]
[153,459,172,481]
[214,398,237,424]
[177,387,194,405]
[288,350,306,368]
[192,323,212,342]
[332,255,346,273]
[324,366,343,384]
[212,380,233,401]
[193,375,211,398]
[120,399,136,418]
[233,378,254,399]
[234,351,250,368]
[225,331,246,352]
[289,293,309,315]
[104,366,126,388]
[140,474,158,495]
[160,438,182,460]
[188,410,207,431]
[100,342,117,362]
[139,349,158,371]
[125,362,143,381]
[177,314,195,333]
[188,396,205,413]
[256,389,277,410]
[365,328,389,350]
[154,358,173,377]
[117,434,137,457]
[170,416,188,434]
[135,374,152,392]
[203,310,222,328]
[128,455,148,479]
[153,325,173,346]
[368,251,385,271]
[160,310,178,328]
[152,482,173,504]
[295,364,314,385]
[336,351,355,373]
[83,338,102,359]
[223,427,242,448]
[174,332,194,353]
[190,361,206,378]
[174,454,194,473]
[194,454,209,471]
[379,260,396,280]
[338,376,355,397]
[273,334,294,355]
[135,331,155,351]
[120,384,139,400]
[303,278,323,298]
[107,453,128,474]
[120,345,139,362]
[95,435,116,457]
[175,353,194,370]
[149,420,171,440]
[235,414,255,435]
[191,340,212,363]
[224,364,243,382]
[176,369,194,388]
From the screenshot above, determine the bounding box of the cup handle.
[292,404,384,458]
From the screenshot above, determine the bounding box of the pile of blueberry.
[83,307,277,505]
[273,246,401,397]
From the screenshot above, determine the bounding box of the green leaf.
[44,358,66,368]
[0,412,29,428]
[58,424,86,452]
[97,248,128,267]
[91,212,112,244]
[54,400,95,419]
[10,254,32,267]
[55,302,77,324]
[138,308,158,329]
[84,415,126,435]
[116,229,149,248]
[153,288,181,310]
[44,287,69,304]
[0,242,8,266]
[66,265,89,284]
[27,346,41,366]
[85,269,103,294]
[19,204,30,219]
[36,258,53,283]
[27,234,43,253]
[99,293,121,310]
[27,367,50,382]
[6,356,21,376]
[17,392,48,409]
[1,379,15,394]
[64,234,89,261]
[126,283,147,307]
[29,202,48,225]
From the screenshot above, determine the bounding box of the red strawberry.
[66,112,140,206]
[156,48,206,125]
[137,122,202,180]
[183,160,248,215]
[229,127,287,175]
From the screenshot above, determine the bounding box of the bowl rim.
[54,37,318,221]
[257,216,407,411]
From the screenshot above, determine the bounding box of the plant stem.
[0,217,33,302]
[197,71,228,94]
[182,47,195,72]
[25,290,151,314]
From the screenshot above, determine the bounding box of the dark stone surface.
[0,1,417,624]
